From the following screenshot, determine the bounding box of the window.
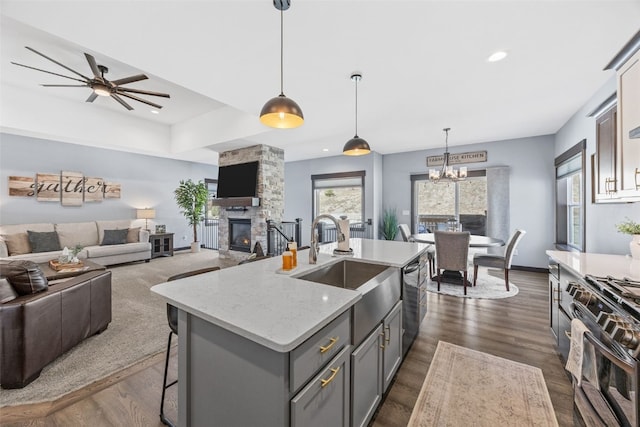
[205,178,219,222]
[311,171,365,223]
[411,171,487,235]
[555,140,585,251]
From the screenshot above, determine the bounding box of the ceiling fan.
[11,46,170,111]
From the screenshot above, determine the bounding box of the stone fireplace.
[217,145,284,261]
[229,218,251,252]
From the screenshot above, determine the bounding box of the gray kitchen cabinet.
[351,301,403,427]
[382,301,403,392]
[351,324,383,427]
[291,345,351,427]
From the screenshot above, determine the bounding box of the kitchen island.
[151,238,428,427]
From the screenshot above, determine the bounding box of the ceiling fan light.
[260,94,304,128]
[343,136,371,156]
[93,83,111,97]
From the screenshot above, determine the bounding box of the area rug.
[426,266,519,299]
[408,341,558,427]
[0,249,229,407]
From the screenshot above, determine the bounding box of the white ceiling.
[1,1,639,165]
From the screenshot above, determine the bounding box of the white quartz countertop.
[151,238,429,353]
[546,250,640,281]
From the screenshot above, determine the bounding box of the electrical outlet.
[402,210,410,216]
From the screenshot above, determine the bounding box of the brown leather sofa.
[0,269,112,389]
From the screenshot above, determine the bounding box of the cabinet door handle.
[380,331,386,349]
[319,337,339,353]
[385,325,391,344]
[553,287,561,302]
[320,367,340,388]
[635,168,639,190]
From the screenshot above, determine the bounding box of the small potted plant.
[616,217,640,260]
[174,179,208,252]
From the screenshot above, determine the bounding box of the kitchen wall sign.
[427,150,487,167]
[8,171,121,205]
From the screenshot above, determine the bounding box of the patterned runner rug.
[408,341,558,427]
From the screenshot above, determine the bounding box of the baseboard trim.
[512,265,547,274]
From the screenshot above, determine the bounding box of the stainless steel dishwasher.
[402,252,429,356]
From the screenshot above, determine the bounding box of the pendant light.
[343,73,371,156]
[260,0,304,129]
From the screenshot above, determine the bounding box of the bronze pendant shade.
[343,73,371,156]
[260,2,304,129]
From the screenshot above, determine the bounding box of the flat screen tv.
[216,161,259,198]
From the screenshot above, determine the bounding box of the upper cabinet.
[597,31,640,203]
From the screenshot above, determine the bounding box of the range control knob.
[568,282,583,297]
[612,325,640,349]
[597,312,611,327]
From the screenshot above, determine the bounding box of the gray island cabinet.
[152,238,428,427]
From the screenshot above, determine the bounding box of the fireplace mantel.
[211,197,260,208]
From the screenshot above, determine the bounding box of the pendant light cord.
[354,77,359,136]
[280,8,284,96]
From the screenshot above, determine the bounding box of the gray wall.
[0,133,216,248]
[381,136,556,269]
[555,76,640,256]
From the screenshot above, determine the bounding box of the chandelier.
[429,127,467,183]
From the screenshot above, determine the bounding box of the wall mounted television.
[216,161,259,198]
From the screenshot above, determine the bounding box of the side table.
[150,233,174,258]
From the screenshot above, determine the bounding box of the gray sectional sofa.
[0,220,151,266]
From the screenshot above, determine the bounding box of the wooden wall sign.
[8,170,121,206]
[61,171,83,206]
[426,150,488,167]
[36,173,61,202]
[84,177,104,203]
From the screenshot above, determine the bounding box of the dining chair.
[160,266,221,427]
[398,224,435,279]
[434,231,471,295]
[472,229,526,291]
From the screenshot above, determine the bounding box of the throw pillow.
[0,260,48,295]
[27,230,61,253]
[102,229,129,245]
[0,277,19,303]
[1,233,31,255]
[127,227,141,243]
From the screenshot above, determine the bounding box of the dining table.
[411,233,505,248]
[410,233,505,284]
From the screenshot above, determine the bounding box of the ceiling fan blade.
[110,74,148,86]
[86,92,98,103]
[116,87,170,98]
[118,92,163,109]
[24,46,92,81]
[11,62,88,83]
[84,53,102,78]
[42,84,90,87]
[110,93,133,110]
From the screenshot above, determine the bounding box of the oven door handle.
[583,331,637,374]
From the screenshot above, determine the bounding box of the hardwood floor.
[1,270,573,426]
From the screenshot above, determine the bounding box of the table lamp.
[136,208,156,230]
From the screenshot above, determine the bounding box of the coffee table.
[39,259,107,281]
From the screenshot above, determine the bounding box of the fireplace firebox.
[229,218,251,252]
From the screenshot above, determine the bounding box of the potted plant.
[174,179,208,252]
[380,207,399,240]
[616,217,640,260]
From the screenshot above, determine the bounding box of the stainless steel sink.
[296,259,401,346]
[295,259,390,290]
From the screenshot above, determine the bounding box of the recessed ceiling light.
[487,51,508,62]
[150,110,159,114]
[322,148,329,152]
